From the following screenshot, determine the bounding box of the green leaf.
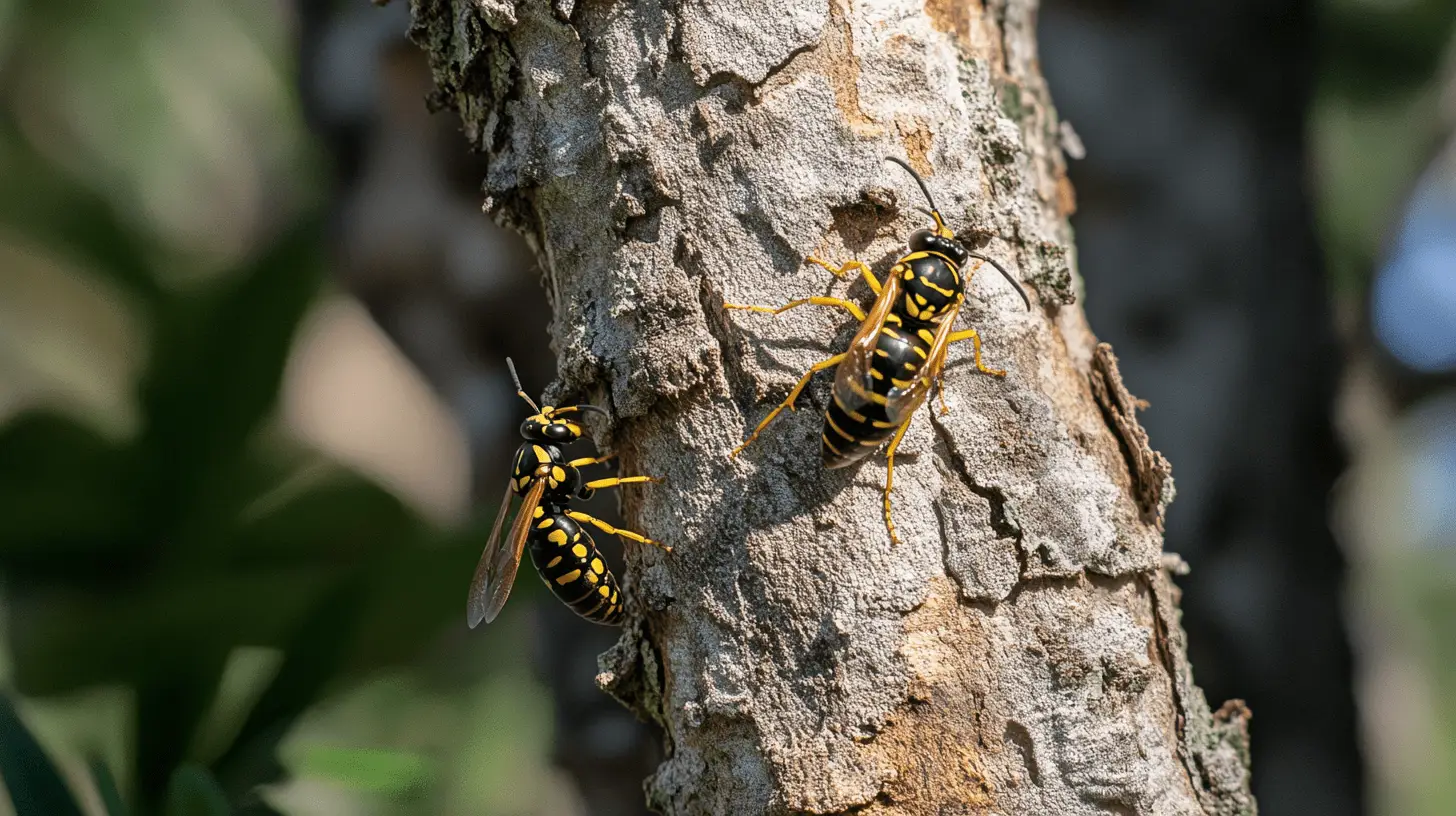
[293,744,434,797]
[138,216,324,462]
[134,216,325,553]
[213,578,369,800]
[163,764,231,816]
[88,757,128,816]
[0,694,86,816]
[0,411,138,566]
[0,120,159,301]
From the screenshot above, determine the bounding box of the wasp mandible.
[725,157,1031,544]
[467,359,668,628]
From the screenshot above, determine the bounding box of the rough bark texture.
[407,1,1255,813]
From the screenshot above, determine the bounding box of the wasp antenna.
[967,252,1032,311]
[555,404,609,419]
[505,357,543,413]
[885,156,941,215]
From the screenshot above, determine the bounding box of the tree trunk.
[407,1,1256,813]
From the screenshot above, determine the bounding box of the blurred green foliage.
[0,0,572,813]
[1315,0,1456,294]
[0,114,497,813]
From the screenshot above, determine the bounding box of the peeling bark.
[406,0,1255,813]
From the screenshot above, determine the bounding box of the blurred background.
[0,0,1449,814]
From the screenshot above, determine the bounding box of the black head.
[520,412,583,443]
[505,357,606,444]
[908,228,969,266]
[885,157,1033,311]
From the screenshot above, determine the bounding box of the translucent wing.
[467,477,545,628]
[830,270,903,417]
[883,301,961,424]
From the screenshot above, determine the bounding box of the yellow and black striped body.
[823,250,964,469]
[508,440,623,625]
[467,359,665,630]
[527,503,622,625]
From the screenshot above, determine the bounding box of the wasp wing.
[883,302,961,424]
[467,477,545,628]
[829,270,903,417]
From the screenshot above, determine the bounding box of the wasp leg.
[946,328,1005,378]
[724,296,866,322]
[568,454,615,468]
[806,256,882,295]
[566,510,671,552]
[731,353,847,459]
[882,419,913,547]
[583,475,658,491]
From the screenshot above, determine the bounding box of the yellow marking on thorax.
[598,585,612,597]
[551,466,566,484]
[548,529,568,544]
[532,445,548,461]
[916,328,936,344]
[920,279,955,297]
[590,558,605,574]
[546,555,563,568]
[571,543,588,558]
[538,518,554,529]
[555,569,582,584]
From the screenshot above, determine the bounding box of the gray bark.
[407,1,1255,813]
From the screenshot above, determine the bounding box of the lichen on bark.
[407,0,1256,813]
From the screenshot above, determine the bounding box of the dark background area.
[0,0,1452,814]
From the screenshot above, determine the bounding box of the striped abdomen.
[822,320,935,469]
[528,506,623,625]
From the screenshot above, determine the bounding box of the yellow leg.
[583,475,658,491]
[731,353,847,459]
[882,419,912,546]
[724,296,866,322]
[947,328,1005,377]
[568,454,615,468]
[566,510,671,552]
[806,256,882,295]
[934,376,950,416]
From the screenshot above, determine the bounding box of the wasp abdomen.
[528,508,623,625]
[823,323,935,469]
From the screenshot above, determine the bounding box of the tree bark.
[407,1,1255,813]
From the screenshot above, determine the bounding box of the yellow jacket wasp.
[467,359,667,628]
[726,157,1031,544]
